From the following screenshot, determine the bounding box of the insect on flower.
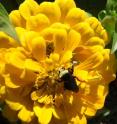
[59,61,79,93]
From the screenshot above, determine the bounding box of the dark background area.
[0,0,117,124]
[1,0,107,16]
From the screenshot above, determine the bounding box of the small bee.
[59,66,79,93]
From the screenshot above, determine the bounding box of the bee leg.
[73,76,81,82]
[68,67,73,74]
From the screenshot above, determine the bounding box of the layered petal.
[39,2,61,22]
[19,0,39,20]
[55,0,76,19]
[31,36,46,61]
[9,10,26,27]
[53,29,67,54]
[18,106,34,123]
[26,14,50,31]
[33,103,53,124]
[65,8,88,26]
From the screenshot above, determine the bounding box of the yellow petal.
[5,88,25,111]
[4,66,35,88]
[5,96,23,111]
[41,24,69,41]
[84,107,97,116]
[70,115,87,124]
[55,0,76,18]
[50,53,60,62]
[9,10,25,27]
[19,0,39,20]
[63,96,86,124]
[5,61,23,76]
[73,45,104,63]
[22,117,38,124]
[31,91,39,101]
[86,17,102,32]
[0,32,18,48]
[18,107,34,123]
[60,50,72,64]
[16,28,39,51]
[100,29,109,44]
[73,46,93,61]
[22,31,39,51]
[77,52,103,70]
[0,49,6,70]
[87,71,102,84]
[39,2,61,22]
[65,8,88,26]
[31,91,47,102]
[24,59,44,72]
[84,37,105,47]
[31,37,46,61]
[45,58,54,71]
[86,17,109,44]
[97,85,107,98]
[15,27,26,46]
[65,29,81,51]
[33,103,52,124]
[5,48,26,69]
[73,22,95,41]
[74,69,88,82]
[0,85,6,101]
[4,48,36,85]
[53,29,67,54]
[41,27,55,41]
[26,14,50,31]
[50,22,70,30]
[82,85,108,112]
[38,95,48,104]
[4,74,20,88]
[99,51,117,83]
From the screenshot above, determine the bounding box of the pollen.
[33,67,64,106]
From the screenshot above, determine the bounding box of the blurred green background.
[0,0,117,124]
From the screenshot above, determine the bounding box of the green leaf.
[101,16,116,37]
[98,10,107,21]
[115,50,117,58]
[111,32,117,53]
[115,20,117,32]
[106,0,117,10]
[0,3,9,18]
[0,3,19,42]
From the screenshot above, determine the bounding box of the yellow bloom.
[0,0,116,124]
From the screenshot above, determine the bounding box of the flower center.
[31,61,78,106]
[34,68,64,94]
[31,67,64,105]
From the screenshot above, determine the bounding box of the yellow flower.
[0,0,116,123]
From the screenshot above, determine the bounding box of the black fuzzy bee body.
[59,69,79,93]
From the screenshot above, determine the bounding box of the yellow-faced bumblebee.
[59,67,79,93]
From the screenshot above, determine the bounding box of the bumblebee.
[59,67,79,93]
